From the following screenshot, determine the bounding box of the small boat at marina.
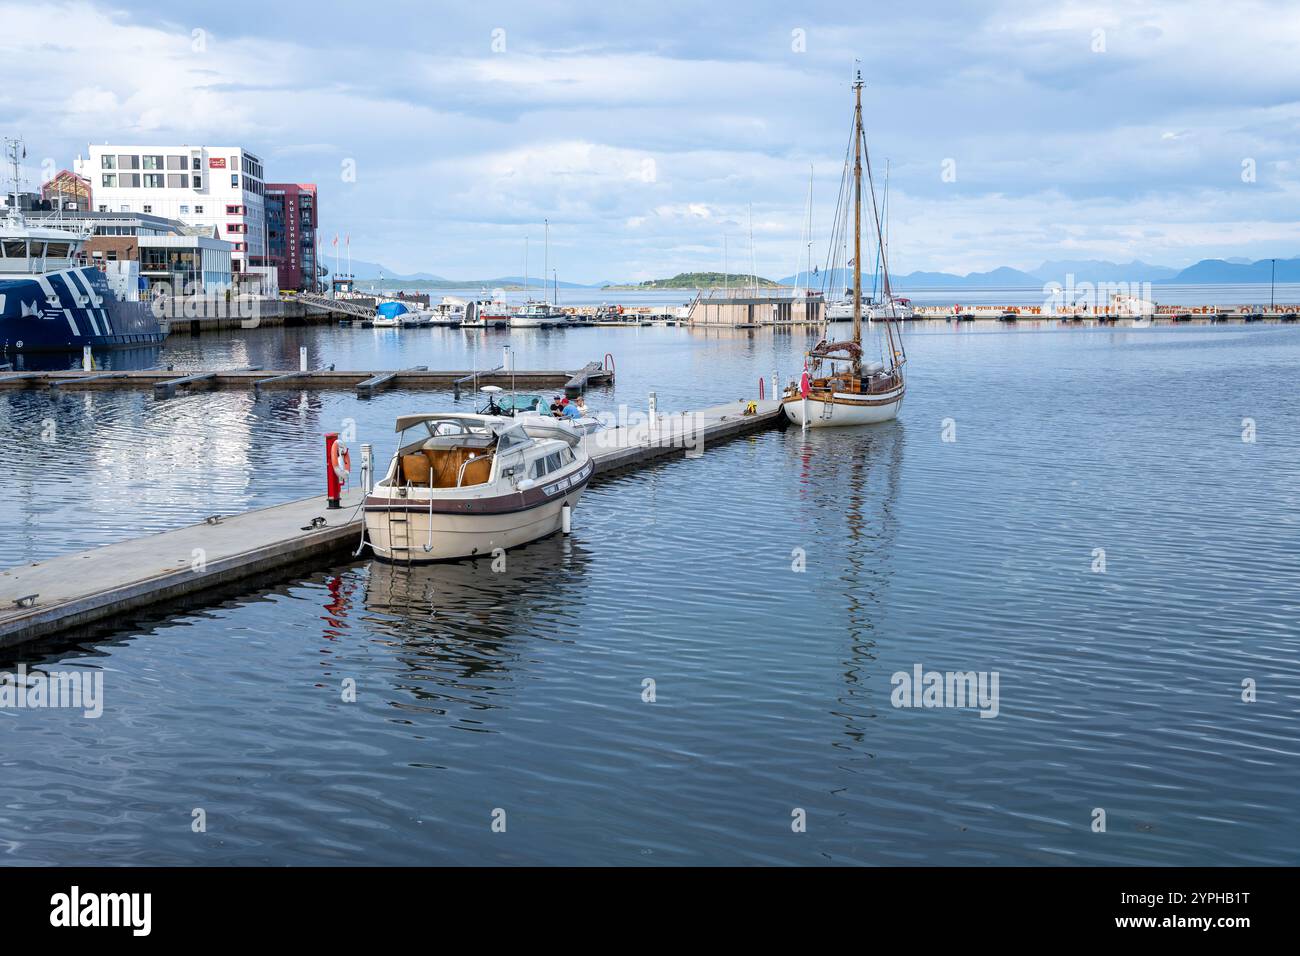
[465,292,511,327]
[510,300,565,327]
[478,385,604,436]
[399,309,433,327]
[371,301,407,328]
[783,73,907,428]
[869,295,913,321]
[429,296,465,326]
[363,412,592,562]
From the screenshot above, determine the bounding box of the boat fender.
[331,440,352,483]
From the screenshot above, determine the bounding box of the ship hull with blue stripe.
[0,266,165,354]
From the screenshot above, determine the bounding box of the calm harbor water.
[1,320,1298,865]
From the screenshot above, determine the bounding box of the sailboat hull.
[781,384,904,427]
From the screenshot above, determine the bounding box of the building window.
[101,155,116,170]
[192,156,201,171]
[142,155,163,170]
[98,204,107,212]
[227,223,244,233]
[117,155,139,169]
[143,174,164,188]
[231,174,239,188]
[166,155,187,170]
[143,205,152,213]
[192,176,202,189]
[102,174,116,187]
[225,204,243,215]
[167,174,188,188]
[180,205,189,214]
[194,205,204,214]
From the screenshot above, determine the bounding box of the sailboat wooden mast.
[781,69,907,428]
[851,74,864,369]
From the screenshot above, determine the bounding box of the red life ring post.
[325,432,351,509]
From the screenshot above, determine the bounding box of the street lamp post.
[1270,258,1276,310]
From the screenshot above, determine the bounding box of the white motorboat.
[510,301,565,327]
[399,310,433,327]
[869,296,913,321]
[429,296,465,326]
[782,72,907,428]
[363,412,592,562]
[478,386,604,436]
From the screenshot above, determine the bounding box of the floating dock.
[0,398,782,649]
[0,365,614,398]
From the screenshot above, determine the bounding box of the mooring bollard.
[299,346,308,372]
[360,443,373,494]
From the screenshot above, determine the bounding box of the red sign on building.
[209,157,226,168]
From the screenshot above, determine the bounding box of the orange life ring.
[331,440,352,482]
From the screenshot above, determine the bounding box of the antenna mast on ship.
[4,137,26,223]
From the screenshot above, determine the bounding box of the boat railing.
[456,451,494,488]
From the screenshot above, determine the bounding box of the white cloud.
[4,0,1299,279]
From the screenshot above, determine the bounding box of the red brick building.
[262,183,318,291]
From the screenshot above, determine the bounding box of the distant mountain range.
[341,256,1300,289]
[778,256,1300,289]
[345,260,601,289]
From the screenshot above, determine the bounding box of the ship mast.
[851,73,863,370]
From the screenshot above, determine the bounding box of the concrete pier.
[0,398,782,649]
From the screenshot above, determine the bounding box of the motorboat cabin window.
[530,451,565,479]
[28,242,45,261]
[495,426,529,452]
[1,240,25,258]
[45,242,70,259]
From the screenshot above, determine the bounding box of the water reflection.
[1,344,163,371]
[349,535,594,719]
[788,423,905,760]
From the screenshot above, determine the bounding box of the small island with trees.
[602,271,781,291]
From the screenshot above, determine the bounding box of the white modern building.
[75,145,266,276]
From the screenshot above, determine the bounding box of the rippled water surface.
[2,321,1298,865]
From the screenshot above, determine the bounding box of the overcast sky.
[4,0,1299,280]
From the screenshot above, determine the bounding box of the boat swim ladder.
[387,483,414,564]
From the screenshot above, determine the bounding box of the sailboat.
[511,220,565,327]
[782,73,906,428]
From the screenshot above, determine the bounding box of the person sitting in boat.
[549,400,563,418]
[573,396,588,415]
[560,398,581,420]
